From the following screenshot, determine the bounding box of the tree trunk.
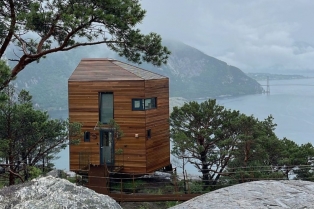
[9,155,14,185]
[182,158,187,194]
[42,156,45,173]
[212,174,220,186]
[201,151,210,189]
[22,152,28,181]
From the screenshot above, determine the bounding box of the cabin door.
[100,130,114,166]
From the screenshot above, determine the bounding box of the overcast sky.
[139,0,314,73]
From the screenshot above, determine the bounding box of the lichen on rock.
[169,180,314,209]
[0,176,122,209]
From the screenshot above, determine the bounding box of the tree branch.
[37,14,60,53]
[8,168,24,183]
[13,33,28,55]
[60,40,123,51]
[0,0,15,59]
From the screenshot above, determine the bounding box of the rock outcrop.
[170,97,188,113]
[170,180,314,209]
[0,176,122,209]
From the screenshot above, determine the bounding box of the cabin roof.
[69,58,167,81]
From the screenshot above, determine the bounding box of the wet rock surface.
[0,176,122,209]
[170,180,314,209]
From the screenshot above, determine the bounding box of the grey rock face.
[0,176,122,209]
[170,180,314,209]
[170,97,189,115]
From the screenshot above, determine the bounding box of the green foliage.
[170,99,244,187]
[0,85,82,185]
[97,119,124,158]
[0,60,12,100]
[277,139,314,179]
[67,176,77,184]
[170,100,314,190]
[138,205,149,209]
[111,179,145,192]
[184,180,205,194]
[166,201,180,208]
[170,98,314,188]
[28,166,42,179]
[223,137,314,183]
[108,119,124,140]
[0,0,170,90]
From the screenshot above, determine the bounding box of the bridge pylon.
[266,76,270,94]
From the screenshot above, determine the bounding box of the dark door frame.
[99,129,115,166]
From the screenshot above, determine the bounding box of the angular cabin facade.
[68,58,170,174]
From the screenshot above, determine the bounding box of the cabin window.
[132,97,157,111]
[145,98,157,109]
[84,131,90,142]
[99,92,113,124]
[132,99,144,110]
[147,129,152,139]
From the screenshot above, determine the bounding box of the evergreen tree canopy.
[170,99,314,188]
[0,85,81,185]
[0,0,170,89]
[170,99,245,186]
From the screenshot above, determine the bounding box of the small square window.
[132,99,144,110]
[144,97,157,110]
[134,100,141,108]
[145,98,152,109]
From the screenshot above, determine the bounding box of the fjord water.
[53,77,314,171]
[215,78,314,145]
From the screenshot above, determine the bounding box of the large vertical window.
[99,92,113,124]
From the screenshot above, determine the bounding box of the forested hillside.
[6,41,263,110]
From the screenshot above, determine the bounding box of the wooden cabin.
[68,58,170,174]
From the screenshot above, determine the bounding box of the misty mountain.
[139,40,263,99]
[7,40,263,110]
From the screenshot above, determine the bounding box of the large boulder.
[170,180,314,209]
[0,176,122,209]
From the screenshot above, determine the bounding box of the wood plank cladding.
[144,79,170,173]
[69,59,170,174]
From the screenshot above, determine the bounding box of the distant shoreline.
[246,73,313,81]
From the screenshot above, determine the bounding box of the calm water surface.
[216,78,314,144]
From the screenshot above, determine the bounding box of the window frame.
[132,98,144,111]
[99,92,114,124]
[84,131,90,142]
[132,97,157,111]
